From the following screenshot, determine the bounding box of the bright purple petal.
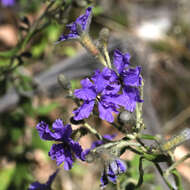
[75,7,92,31]
[52,119,72,141]
[116,159,127,173]
[106,86,142,112]
[36,119,72,142]
[102,82,121,95]
[73,100,95,120]
[92,68,119,94]
[122,66,142,87]
[74,87,96,101]
[1,0,15,7]
[81,78,94,88]
[122,86,142,111]
[74,78,96,100]
[91,69,108,93]
[69,139,85,160]
[48,143,73,170]
[36,121,56,141]
[57,7,92,42]
[113,49,130,74]
[98,101,116,123]
[102,67,118,83]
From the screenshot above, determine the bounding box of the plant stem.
[154,163,176,190]
[165,153,190,176]
[80,34,107,67]
[84,122,102,140]
[136,79,144,132]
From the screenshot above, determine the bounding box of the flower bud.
[118,111,136,126]
[99,28,110,45]
[57,74,71,90]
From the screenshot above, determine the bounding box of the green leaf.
[140,134,158,140]
[0,165,16,190]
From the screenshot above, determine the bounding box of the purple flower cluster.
[57,7,92,42]
[28,170,58,190]
[36,119,84,170]
[1,0,15,7]
[73,49,142,123]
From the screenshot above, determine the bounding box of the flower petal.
[102,82,121,95]
[73,100,95,120]
[69,139,84,161]
[107,165,117,184]
[28,182,46,190]
[46,169,59,186]
[48,143,73,170]
[36,121,56,141]
[113,49,130,74]
[75,7,92,31]
[98,101,115,123]
[116,159,127,173]
[103,134,117,141]
[100,169,109,189]
[56,7,92,42]
[122,66,142,87]
[81,78,94,88]
[74,87,96,101]
[92,69,108,93]
[74,78,96,100]
[52,119,71,140]
[1,0,15,7]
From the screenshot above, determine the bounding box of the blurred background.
[0,0,190,189]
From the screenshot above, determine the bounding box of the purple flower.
[113,49,131,74]
[1,0,15,7]
[109,49,143,112]
[57,7,92,42]
[73,50,143,122]
[100,159,126,189]
[73,68,121,123]
[28,170,58,190]
[113,49,142,87]
[36,119,84,170]
[105,86,142,112]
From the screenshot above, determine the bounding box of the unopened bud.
[99,28,110,44]
[57,74,71,90]
[118,111,136,126]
